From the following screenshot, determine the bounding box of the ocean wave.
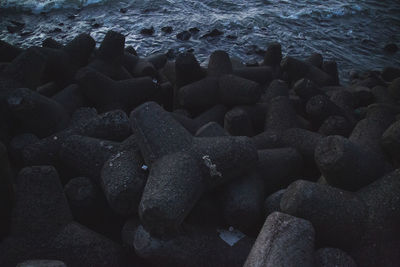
[0,0,110,13]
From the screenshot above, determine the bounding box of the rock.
[161,26,173,33]
[233,66,273,85]
[140,27,155,35]
[384,43,398,54]
[201,29,223,38]
[189,27,200,34]
[177,31,191,41]
[244,212,315,267]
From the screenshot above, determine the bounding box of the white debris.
[217,227,245,246]
[141,165,148,171]
[53,136,58,140]
[202,155,222,177]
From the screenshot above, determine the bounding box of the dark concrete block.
[101,150,147,216]
[244,212,315,267]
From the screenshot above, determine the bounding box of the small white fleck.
[109,162,113,167]
[141,165,148,171]
[53,136,58,140]
[152,78,158,84]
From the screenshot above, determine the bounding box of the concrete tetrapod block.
[224,107,255,136]
[139,151,205,236]
[101,150,147,216]
[220,172,265,234]
[178,77,220,108]
[133,225,254,267]
[382,120,400,165]
[64,176,106,225]
[257,148,303,194]
[350,169,400,267]
[280,180,367,249]
[263,189,285,216]
[193,104,227,127]
[293,78,323,102]
[281,56,334,86]
[7,88,70,138]
[16,260,67,267]
[175,52,205,88]
[306,94,352,127]
[23,109,130,167]
[218,74,262,106]
[59,135,120,181]
[318,115,353,137]
[131,102,258,235]
[244,212,315,267]
[0,166,131,267]
[233,66,273,85]
[0,142,13,239]
[315,248,357,267]
[76,67,157,112]
[195,121,229,137]
[0,40,23,62]
[1,47,46,91]
[207,50,233,77]
[264,96,299,132]
[315,135,386,191]
[260,79,289,104]
[130,101,193,166]
[52,84,85,115]
[63,33,95,68]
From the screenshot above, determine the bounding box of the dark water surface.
[1,0,400,83]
